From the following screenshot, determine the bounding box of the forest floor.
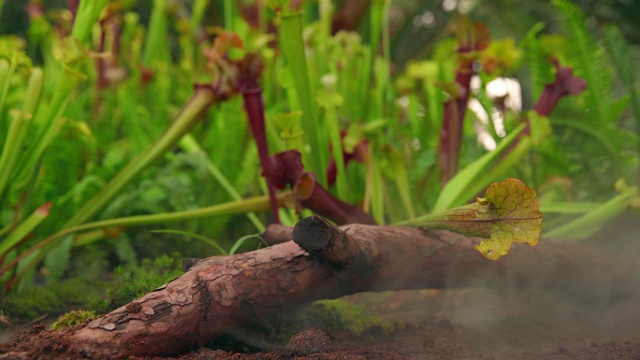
[2,214,639,359]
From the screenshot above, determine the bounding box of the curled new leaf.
[533,58,586,116]
[399,178,542,260]
[294,172,377,225]
[264,150,305,189]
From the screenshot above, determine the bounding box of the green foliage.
[523,23,554,100]
[547,0,634,195]
[32,125,95,228]
[553,0,612,125]
[543,180,639,239]
[603,24,640,157]
[0,277,101,320]
[432,124,526,212]
[89,253,183,313]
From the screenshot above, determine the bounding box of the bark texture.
[69,217,625,358]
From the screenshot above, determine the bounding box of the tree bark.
[69,217,627,358]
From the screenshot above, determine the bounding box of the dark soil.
[2,311,639,359]
[2,215,640,359]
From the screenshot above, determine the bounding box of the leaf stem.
[0,193,286,277]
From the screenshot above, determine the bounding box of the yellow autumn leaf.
[399,178,542,260]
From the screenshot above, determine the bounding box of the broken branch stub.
[293,216,378,267]
[262,223,294,245]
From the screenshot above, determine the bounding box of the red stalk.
[437,19,490,186]
[294,172,376,225]
[241,87,281,223]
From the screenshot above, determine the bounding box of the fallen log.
[67,216,626,358]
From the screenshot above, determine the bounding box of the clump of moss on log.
[89,253,183,313]
[50,310,97,330]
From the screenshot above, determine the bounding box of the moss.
[0,288,60,320]
[50,310,97,330]
[89,252,183,313]
[0,277,104,320]
[203,299,397,353]
[2,252,183,323]
[310,299,396,336]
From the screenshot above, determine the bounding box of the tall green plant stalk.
[543,185,638,240]
[0,203,50,257]
[369,149,385,223]
[143,0,169,67]
[179,0,210,74]
[380,0,392,108]
[18,63,83,180]
[15,0,108,186]
[0,68,43,199]
[0,54,17,119]
[278,11,326,185]
[224,0,235,30]
[0,8,108,289]
[318,76,347,199]
[316,0,332,76]
[367,0,392,115]
[71,0,109,43]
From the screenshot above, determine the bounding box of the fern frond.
[604,25,640,141]
[43,235,73,284]
[208,99,248,184]
[603,25,636,88]
[234,142,260,196]
[552,0,612,125]
[113,233,137,264]
[522,22,554,101]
